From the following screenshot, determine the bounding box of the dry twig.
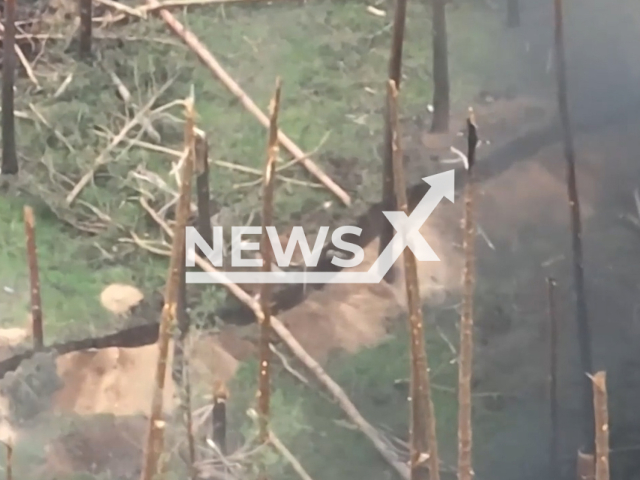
[142,0,351,205]
[66,75,176,205]
[388,79,439,480]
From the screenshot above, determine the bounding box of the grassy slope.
[227,315,511,480]
[0,2,532,477]
[1,0,527,339]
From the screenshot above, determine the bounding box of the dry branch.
[24,206,44,350]
[590,372,609,480]
[139,95,196,480]
[143,0,351,206]
[1,0,18,175]
[458,109,478,480]
[66,76,176,205]
[387,79,439,480]
[553,0,595,454]
[139,198,410,479]
[547,277,559,479]
[258,78,281,446]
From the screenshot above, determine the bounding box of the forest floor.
[8,2,640,480]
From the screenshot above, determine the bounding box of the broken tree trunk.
[553,0,595,457]
[1,0,18,175]
[388,79,440,480]
[144,0,351,206]
[258,78,281,452]
[458,109,478,480]
[590,372,609,480]
[379,0,408,284]
[430,0,450,132]
[212,381,228,456]
[547,277,559,479]
[24,206,44,350]
[78,0,93,58]
[139,96,196,480]
[141,202,411,479]
[195,133,213,246]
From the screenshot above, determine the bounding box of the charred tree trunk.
[430,0,450,133]
[547,277,559,479]
[212,382,228,456]
[379,0,408,283]
[1,0,18,175]
[553,0,595,459]
[507,0,521,28]
[78,0,93,59]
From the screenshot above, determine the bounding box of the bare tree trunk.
[24,207,44,350]
[388,80,440,480]
[457,110,478,480]
[212,382,228,456]
[258,79,281,457]
[547,277,560,480]
[78,0,93,59]
[553,0,595,458]
[379,0,409,284]
[590,372,609,480]
[430,0,450,133]
[507,0,520,28]
[139,96,196,480]
[1,0,18,175]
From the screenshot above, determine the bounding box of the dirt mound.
[53,331,251,416]
[100,283,145,315]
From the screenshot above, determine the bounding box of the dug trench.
[2,94,640,478]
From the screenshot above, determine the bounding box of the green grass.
[225,314,511,480]
[3,2,531,336]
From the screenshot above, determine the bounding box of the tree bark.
[388,80,440,480]
[457,112,478,480]
[379,0,409,283]
[430,0,450,133]
[1,0,18,175]
[553,0,595,456]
